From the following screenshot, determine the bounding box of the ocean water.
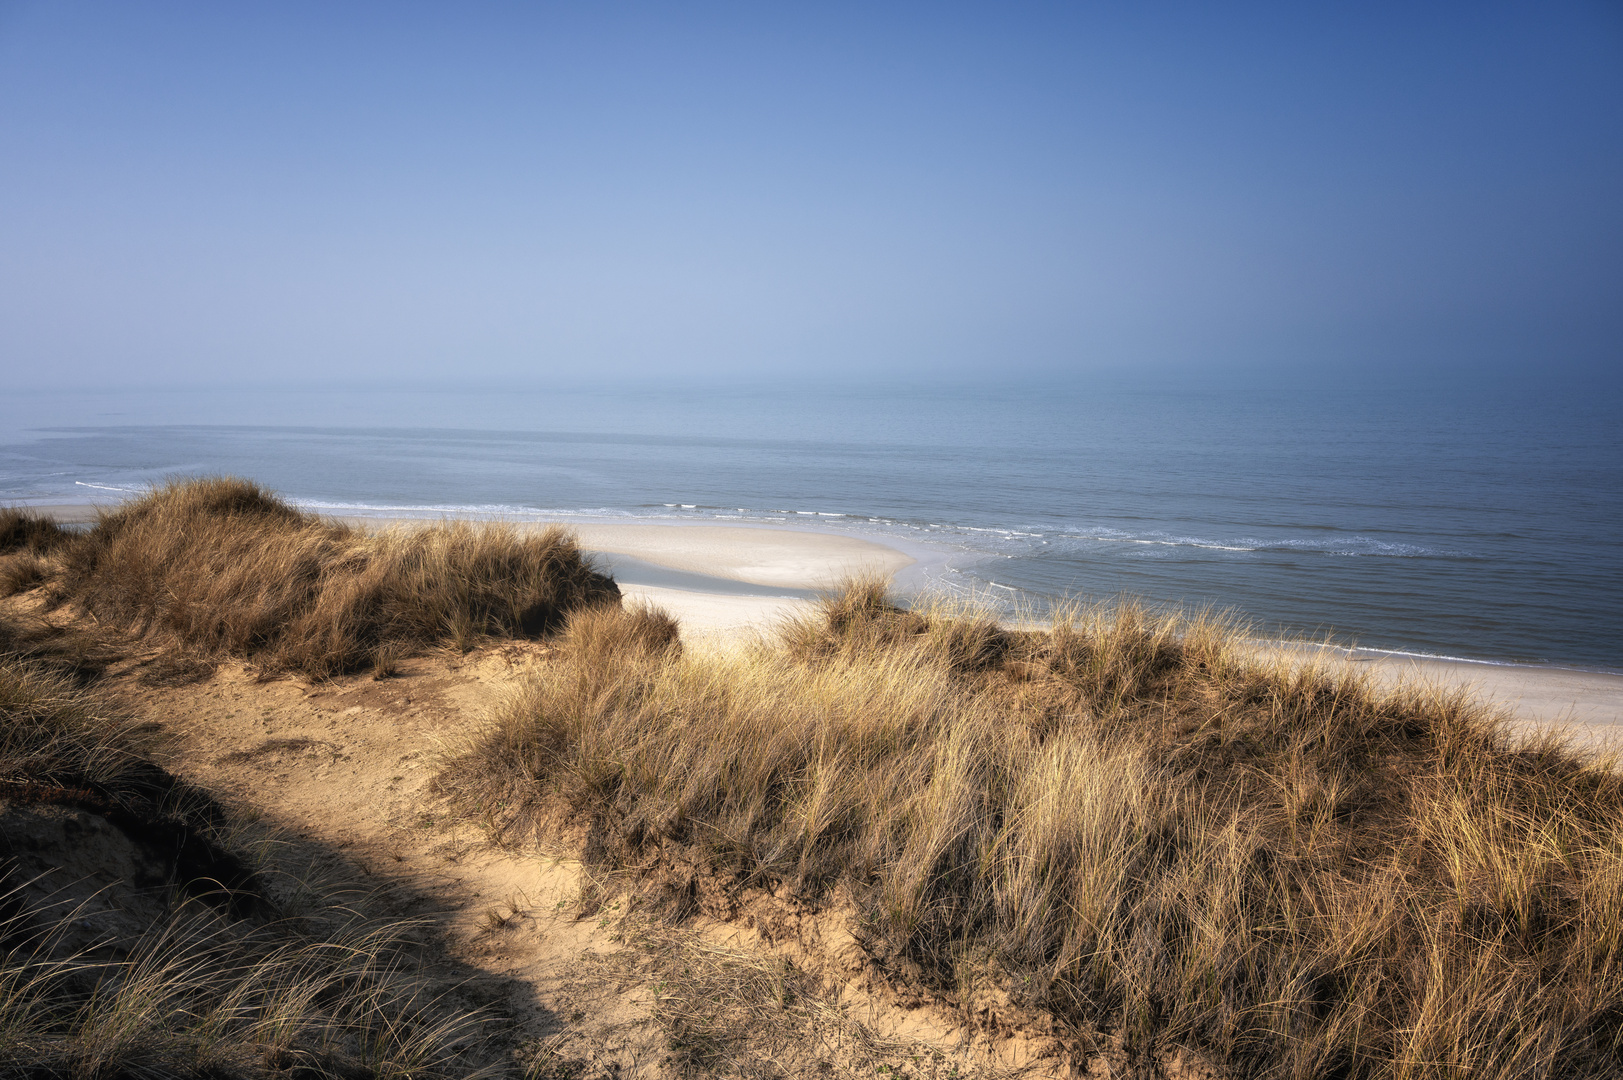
[2,377,1619,672]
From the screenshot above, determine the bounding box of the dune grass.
[0,644,157,792]
[25,476,620,676]
[0,509,70,599]
[0,646,489,1078]
[442,580,1623,1079]
[0,507,71,557]
[0,882,486,1079]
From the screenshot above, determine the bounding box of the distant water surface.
[2,378,1619,671]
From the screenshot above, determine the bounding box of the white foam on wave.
[1247,639,1618,673]
[281,496,1465,567]
[1039,528,1464,560]
[1062,532,1258,554]
[956,525,1045,538]
[291,498,635,519]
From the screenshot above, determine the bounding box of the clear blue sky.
[2,1,1619,388]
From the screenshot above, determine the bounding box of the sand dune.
[36,502,1619,740]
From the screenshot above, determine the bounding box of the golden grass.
[46,476,620,676]
[442,581,1623,1079]
[0,507,69,598]
[0,651,154,791]
[0,553,49,598]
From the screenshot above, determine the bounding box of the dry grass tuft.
[0,609,124,687]
[0,655,156,791]
[562,600,683,666]
[0,652,159,805]
[0,507,71,555]
[0,889,487,1079]
[51,476,620,676]
[0,553,50,597]
[782,574,929,660]
[443,580,1623,1079]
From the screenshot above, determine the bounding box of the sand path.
[93,642,1041,1077]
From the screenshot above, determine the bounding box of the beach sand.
[33,503,1621,743]
[1354,651,1623,750]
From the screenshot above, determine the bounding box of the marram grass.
[443,580,1623,1079]
[14,476,620,676]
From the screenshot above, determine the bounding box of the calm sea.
[2,377,1619,672]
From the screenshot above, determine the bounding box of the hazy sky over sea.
[2,2,1619,389]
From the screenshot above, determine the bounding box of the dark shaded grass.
[0,509,71,557]
[442,583,1623,1079]
[48,477,620,676]
[0,508,70,598]
[0,555,49,599]
[0,609,125,688]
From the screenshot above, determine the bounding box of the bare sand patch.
[564,523,915,588]
[615,584,809,639]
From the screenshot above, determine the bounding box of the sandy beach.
[33,503,1621,743]
[1353,651,1623,749]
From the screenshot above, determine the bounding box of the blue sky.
[1,1,1619,387]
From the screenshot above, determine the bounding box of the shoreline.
[23,500,1623,739]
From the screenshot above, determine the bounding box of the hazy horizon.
[2,2,1620,390]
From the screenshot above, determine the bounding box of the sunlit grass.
[13,476,620,676]
[443,580,1623,1079]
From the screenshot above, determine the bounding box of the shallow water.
[2,377,1619,671]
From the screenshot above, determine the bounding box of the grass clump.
[562,600,683,667]
[0,508,71,599]
[0,653,156,793]
[50,476,620,676]
[0,892,485,1079]
[0,507,71,556]
[0,553,50,598]
[443,581,1623,1079]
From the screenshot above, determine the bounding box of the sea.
[2,375,1620,673]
